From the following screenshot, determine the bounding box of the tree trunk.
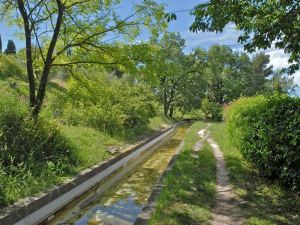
[169,105,174,118]
[163,85,169,116]
[17,0,36,108]
[33,0,64,116]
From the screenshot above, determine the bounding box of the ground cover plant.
[0,94,79,207]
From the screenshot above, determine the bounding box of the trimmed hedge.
[226,95,300,190]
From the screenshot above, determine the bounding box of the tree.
[175,49,207,116]
[0,0,166,116]
[140,32,186,117]
[205,45,235,104]
[4,40,16,54]
[270,70,298,95]
[191,45,274,105]
[190,0,300,74]
[0,35,2,53]
[241,52,273,96]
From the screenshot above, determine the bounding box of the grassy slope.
[209,122,300,225]
[0,78,175,208]
[149,122,216,225]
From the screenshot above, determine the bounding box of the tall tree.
[190,0,300,74]
[270,70,297,95]
[0,0,166,116]
[141,32,186,117]
[205,45,235,104]
[191,45,274,104]
[4,40,16,54]
[0,35,2,53]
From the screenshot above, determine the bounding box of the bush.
[226,94,300,190]
[51,73,156,138]
[201,97,222,121]
[0,54,26,80]
[0,95,79,173]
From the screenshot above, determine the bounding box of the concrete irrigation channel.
[0,122,190,225]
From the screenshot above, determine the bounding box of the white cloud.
[182,25,243,51]
[266,49,300,86]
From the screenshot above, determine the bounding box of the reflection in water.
[50,126,187,225]
[75,196,140,225]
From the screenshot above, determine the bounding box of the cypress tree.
[0,35,2,53]
[4,40,16,54]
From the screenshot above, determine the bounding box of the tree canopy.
[0,0,166,115]
[190,0,300,74]
[4,40,16,54]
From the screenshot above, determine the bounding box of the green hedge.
[227,95,300,190]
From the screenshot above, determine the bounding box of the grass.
[149,121,216,225]
[149,114,175,131]
[60,125,120,168]
[209,122,300,225]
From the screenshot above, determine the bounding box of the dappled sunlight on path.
[207,138,244,225]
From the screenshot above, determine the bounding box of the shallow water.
[48,125,188,225]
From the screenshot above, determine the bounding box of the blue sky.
[0,0,299,94]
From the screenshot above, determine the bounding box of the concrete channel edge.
[0,122,186,225]
[133,125,190,225]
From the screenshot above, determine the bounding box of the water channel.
[47,125,188,225]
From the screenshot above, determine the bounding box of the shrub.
[201,97,222,121]
[226,94,300,190]
[0,54,26,80]
[0,95,79,174]
[51,73,156,138]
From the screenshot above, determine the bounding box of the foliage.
[140,32,206,117]
[141,32,186,117]
[209,122,300,224]
[270,70,298,95]
[0,94,79,171]
[0,94,80,206]
[200,46,273,104]
[0,54,26,80]
[0,35,2,53]
[51,72,156,138]
[190,0,300,74]
[226,95,300,190]
[0,0,167,115]
[4,40,16,54]
[201,97,222,121]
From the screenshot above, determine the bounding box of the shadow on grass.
[149,143,216,225]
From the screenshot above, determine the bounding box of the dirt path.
[192,123,211,153]
[207,138,244,225]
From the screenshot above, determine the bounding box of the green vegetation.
[1,0,167,116]
[209,122,300,225]
[190,0,300,74]
[0,1,299,220]
[227,95,300,190]
[50,73,156,138]
[150,122,216,225]
[201,97,222,121]
[60,125,116,168]
[0,94,79,207]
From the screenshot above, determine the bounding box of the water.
[48,125,188,225]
